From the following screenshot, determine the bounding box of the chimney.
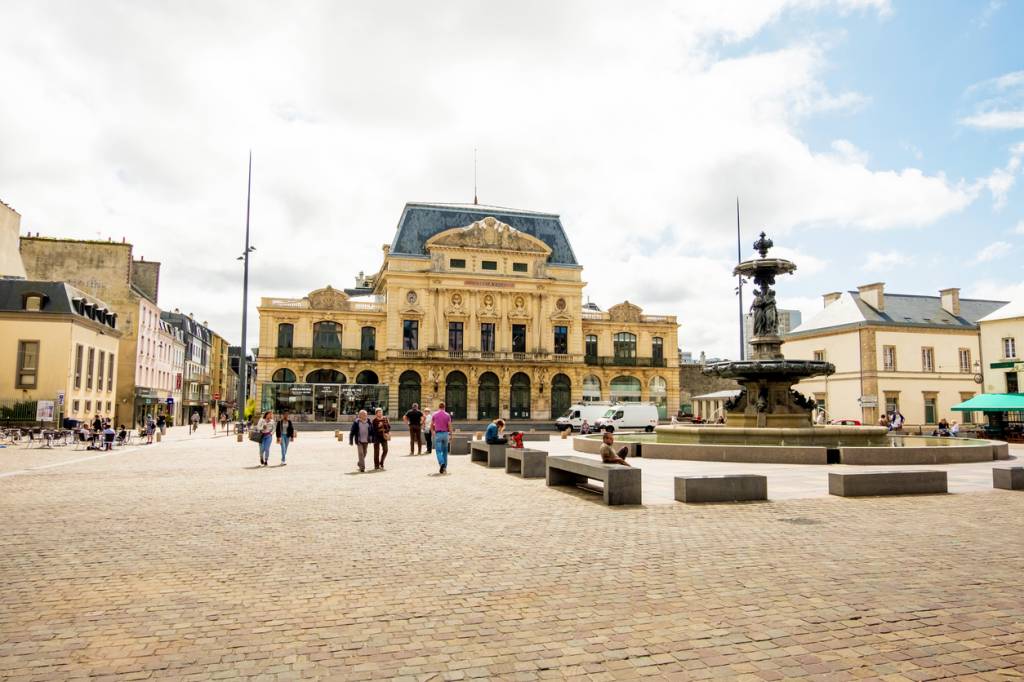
[857,282,885,312]
[940,288,960,316]
[823,291,842,307]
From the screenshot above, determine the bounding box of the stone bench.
[993,467,1024,490]
[546,455,641,506]
[470,441,507,468]
[674,475,767,503]
[449,433,472,455]
[505,448,547,478]
[828,470,947,497]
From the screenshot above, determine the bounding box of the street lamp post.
[237,152,255,430]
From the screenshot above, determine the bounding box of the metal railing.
[584,355,668,367]
[275,347,379,361]
[384,350,586,362]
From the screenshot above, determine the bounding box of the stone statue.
[751,291,768,337]
[763,290,779,337]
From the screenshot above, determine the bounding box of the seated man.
[102,425,116,451]
[599,431,631,467]
[484,418,507,445]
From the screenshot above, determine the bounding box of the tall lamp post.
[237,152,255,429]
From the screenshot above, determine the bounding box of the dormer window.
[24,295,42,311]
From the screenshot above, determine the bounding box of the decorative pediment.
[425,216,552,255]
[306,286,349,311]
[608,301,643,323]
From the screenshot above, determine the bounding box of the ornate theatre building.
[257,203,679,422]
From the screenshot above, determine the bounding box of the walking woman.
[371,407,391,470]
[255,410,275,467]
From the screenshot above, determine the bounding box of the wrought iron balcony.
[275,347,378,361]
[584,355,667,368]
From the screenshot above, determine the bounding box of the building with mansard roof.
[257,202,680,422]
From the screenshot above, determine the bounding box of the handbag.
[248,429,262,443]
[384,431,391,441]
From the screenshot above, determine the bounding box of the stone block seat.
[828,470,947,497]
[470,441,507,468]
[675,475,767,503]
[505,448,547,478]
[546,455,641,506]
[993,467,1024,490]
[449,433,472,455]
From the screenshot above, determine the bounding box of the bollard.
[561,429,568,440]
[156,432,162,443]
[236,432,243,443]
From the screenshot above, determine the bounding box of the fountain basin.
[574,429,1010,465]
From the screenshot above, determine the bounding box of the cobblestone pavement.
[1,430,1022,680]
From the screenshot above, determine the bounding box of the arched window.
[478,372,500,420]
[306,369,345,384]
[650,376,667,419]
[312,321,341,358]
[510,372,531,419]
[445,371,467,419]
[613,332,637,363]
[356,370,379,385]
[550,373,571,419]
[582,375,602,402]
[652,337,664,363]
[398,370,421,414]
[277,323,294,356]
[610,375,641,403]
[272,368,296,383]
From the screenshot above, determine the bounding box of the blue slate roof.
[389,202,579,266]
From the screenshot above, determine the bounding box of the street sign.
[858,395,878,407]
[57,392,65,406]
[167,397,175,405]
[213,393,221,401]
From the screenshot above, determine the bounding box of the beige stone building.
[0,200,27,279]
[977,300,1023,396]
[19,236,167,426]
[0,280,121,423]
[782,283,1006,427]
[257,203,679,422]
[210,332,232,419]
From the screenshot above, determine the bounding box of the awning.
[952,393,1024,411]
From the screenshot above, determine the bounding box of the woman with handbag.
[254,410,275,467]
[371,407,391,470]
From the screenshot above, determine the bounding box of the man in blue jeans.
[275,410,296,465]
[431,401,452,474]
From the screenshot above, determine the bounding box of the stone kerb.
[840,442,1000,465]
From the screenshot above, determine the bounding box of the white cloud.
[1012,221,1024,235]
[863,251,912,272]
[830,139,870,165]
[971,241,1013,265]
[960,111,1024,130]
[961,69,1024,130]
[972,142,1024,209]
[0,0,980,360]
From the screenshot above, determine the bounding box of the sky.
[1,0,1022,359]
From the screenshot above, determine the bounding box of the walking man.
[348,409,376,473]
[403,402,423,455]
[431,401,452,474]
[276,410,295,465]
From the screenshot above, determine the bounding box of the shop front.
[262,383,390,422]
[133,387,175,427]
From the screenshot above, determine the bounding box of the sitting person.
[580,419,591,434]
[599,431,631,467]
[484,418,507,445]
[950,421,960,437]
[102,424,116,450]
[509,431,524,449]
[117,425,128,444]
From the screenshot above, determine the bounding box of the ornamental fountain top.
[703,231,834,428]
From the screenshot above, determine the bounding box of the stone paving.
[1,428,1023,680]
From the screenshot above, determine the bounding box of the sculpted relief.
[608,301,643,323]
[306,285,349,311]
[426,216,552,255]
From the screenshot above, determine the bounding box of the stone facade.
[0,200,27,278]
[678,365,740,408]
[257,207,679,422]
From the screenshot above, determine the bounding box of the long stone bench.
[675,475,767,503]
[546,455,641,506]
[470,441,507,468]
[993,467,1024,490]
[505,448,547,478]
[828,470,947,497]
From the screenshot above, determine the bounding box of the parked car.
[556,403,614,431]
[829,418,862,426]
[594,403,660,432]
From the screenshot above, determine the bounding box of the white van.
[556,403,613,431]
[594,403,660,432]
